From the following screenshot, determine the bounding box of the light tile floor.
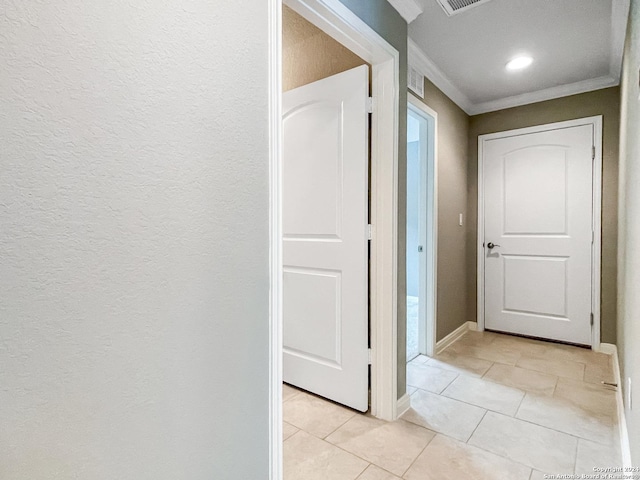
[283,330,622,479]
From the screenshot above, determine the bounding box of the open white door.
[282,65,369,412]
[481,123,595,345]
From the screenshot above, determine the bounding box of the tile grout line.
[353,464,373,480]
[411,383,499,417]
[436,371,460,395]
[398,430,437,478]
[425,427,537,477]
[464,408,489,444]
[291,427,380,476]
[489,409,612,448]
[283,393,358,441]
[329,442,379,471]
[514,390,528,418]
[480,361,495,380]
[572,436,580,475]
[419,359,465,376]
[433,377,528,416]
[282,385,302,404]
[482,368,560,395]
[350,462,370,480]
[514,356,589,380]
[282,428,303,445]
[321,411,358,441]
[430,350,497,375]
[551,376,560,396]
[325,422,437,479]
[457,412,569,475]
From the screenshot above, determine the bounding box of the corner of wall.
[617,0,640,466]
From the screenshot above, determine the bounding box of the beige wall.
[618,0,640,464]
[412,79,471,341]
[283,6,367,92]
[468,87,621,344]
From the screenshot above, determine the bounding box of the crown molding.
[408,39,474,113]
[409,38,621,116]
[468,75,619,115]
[387,0,423,24]
[610,0,631,79]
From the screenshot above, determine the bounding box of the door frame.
[269,1,400,477]
[476,115,603,351]
[407,94,438,358]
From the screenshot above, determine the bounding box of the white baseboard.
[435,321,476,355]
[601,343,632,468]
[396,393,411,418]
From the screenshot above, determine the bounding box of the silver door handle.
[487,242,501,249]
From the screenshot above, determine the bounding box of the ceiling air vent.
[436,0,493,16]
[408,66,424,98]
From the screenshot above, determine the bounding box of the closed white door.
[482,123,594,345]
[282,65,369,411]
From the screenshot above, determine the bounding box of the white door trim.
[476,115,603,350]
[268,1,282,479]
[270,8,399,477]
[407,93,438,358]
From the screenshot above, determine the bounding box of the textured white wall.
[618,0,640,466]
[0,1,270,478]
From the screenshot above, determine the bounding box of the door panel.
[502,147,568,234]
[283,101,343,238]
[283,65,369,411]
[502,255,568,317]
[483,124,593,345]
[283,268,341,365]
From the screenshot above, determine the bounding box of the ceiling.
[397,0,630,114]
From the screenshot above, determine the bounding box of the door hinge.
[592,146,596,160]
[590,313,594,327]
[367,348,372,365]
[367,97,374,114]
[592,231,595,244]
[367,224,373,241]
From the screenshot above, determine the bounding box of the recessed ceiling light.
[506,56,533,71]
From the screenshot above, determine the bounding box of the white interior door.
[482,123,594,345]
[283,65,369,411]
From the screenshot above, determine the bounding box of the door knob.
[487,242,501,249]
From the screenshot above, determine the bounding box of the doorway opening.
[406,95,438,362]
[281,5,371,413]
[270,4,401,475]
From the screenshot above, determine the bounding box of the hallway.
[283,331,621,479]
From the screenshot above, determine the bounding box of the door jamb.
[407,93,438,358]
[476,115,603,350]
[269,6,400,477]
